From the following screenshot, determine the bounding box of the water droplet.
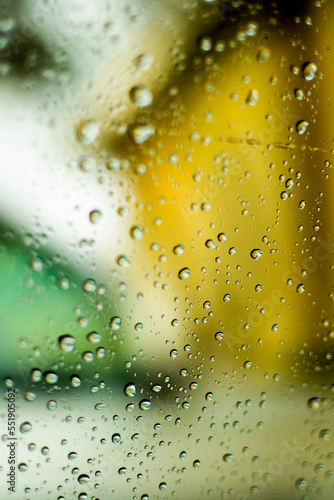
[130,123,155,144]
[302,62,317,81]
[159,482,167,490]
[29,257,43,272]
[87,331,101,343]
[193,459,201,468]
[82,278,96,292]
[205,239,215,249]
[223,294,231,302]
[47,399,57,410]
[255,284,262,292]
[79,156,96,172]
[118,467,127,475]
[129,85,153,107]
[89,210,101,223]
[296,120,309,135]
[18,463,28,472]
[244,361,252,369]
[295,478,307,490]
[135,53,154,71]
[24,391,36,401]
[82,351,94,362]
[20,422,32,434]
[296,284,305,294]
[44,372,58,384]
[319,429,331,440]
[152,384,162,392]
[223,453,234,462]
[173,244,184,256]
[30,369,42,382]
[70,375,81,388]
[130,225,143,240]
[170,349,178,358]
[217,233,227,242]
[116,255,130,267]
[251,249,262,260]
[294,88,304,100]
[124,383,136,397]
[256,47,271,63]
[76,120,100,145]
[110,316,122,330]
[112,433,121,443]
[246,89,259,106]
[78,474,90,484]
[205,392,213,401]
[57,277,70,290]
[199,35,212,52]
[139,399,151,410]
[215,331,224,340]
[68,452,77,460]
[178,268,190,280]
[58,334,76,352]
[307,397,320,409]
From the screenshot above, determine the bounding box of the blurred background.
[0,0,333,499]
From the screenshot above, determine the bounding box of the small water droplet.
[170,349,178,359]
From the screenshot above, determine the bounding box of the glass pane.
[0,1,333,499]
